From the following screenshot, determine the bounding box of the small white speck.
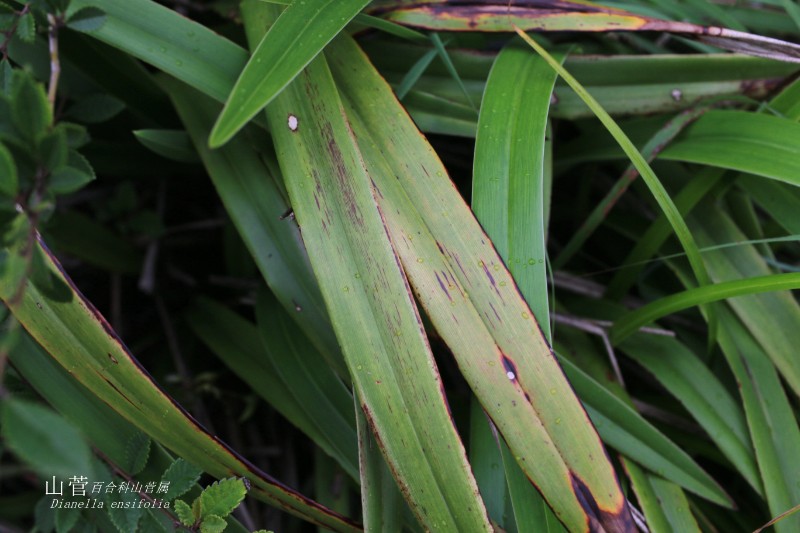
[288,114,298,131]
[506,371,515,380]
[670,89,682,102]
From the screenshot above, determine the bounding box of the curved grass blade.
[689,207,800,400]
[70,0,247,103]
[244,4,492,529]
[369,0,800,62]
[184,296,358,481]
[554,106,709,269]
[659,111,800,185]
[611,272,800,343]
[605,168,727,301]
[514,27,717,346]
[326,34,635,531]
[472,43,559,339]
[209,0,371,147]
[0,242,361,532]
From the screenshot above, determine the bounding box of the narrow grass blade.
[623,459,701,533]
[620,335,761,494]
[370,0,800,62]
[472,44,559,339]
[395,47,439,100]
[71,0,247,102]
[184,296,358,480]
[429,33,477,111]
[0,242,361,532]
[605,168,727,300]
[659,111,800,185]
[514,27,716,344]
[245,4,492,529]
[327,34,635,531]
[689,207,800,400]
[163,78,345,376]
[554,106,709,269]
[556,354,732,507]
[355,396,403,533]
[716,307,800,533]
[209,0,371,147]
[468,398,512,528]
[611,272,800,343]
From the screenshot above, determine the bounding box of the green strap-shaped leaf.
[611,272,800,344]
[245,3,492,530]
[620,335,761,494]
[0,242,360,533]
[659,111,800,185]
[70,0,247,103]
[325,34,634,531]
[369,0,800,62]
[716,308,800,533]
[472,43,558,339]
[184,294,358,480]
[623,460,701,533]
[209,0,372,147]
[355,397,403,533]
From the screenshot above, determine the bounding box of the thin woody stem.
[46,13,60,113]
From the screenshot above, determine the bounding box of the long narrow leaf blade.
[472,44,558,339]
[209,0,371,147]
[326,34,635,531]
[0,243,360,532]
[245,4,492,529]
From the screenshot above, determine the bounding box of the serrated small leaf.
[66,94,124,124]
[199,478,247,519]
[66,7,106,32]
[160,458,202,501]
[174,499,195,527]
[0,141,18,196]
[199,514,227,533]
[0,397,92,480]
[54,506,81,533]
[61,123,90,149]
[10,70,51,140]
[123,432,151,475]
[133,129,199,163]
[107,490,143,533]
[49,150,95,194]
[191,496,202,521]
[17,12,36,42]
[38,126,68,173]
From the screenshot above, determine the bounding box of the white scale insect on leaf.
[288,114,299,131]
